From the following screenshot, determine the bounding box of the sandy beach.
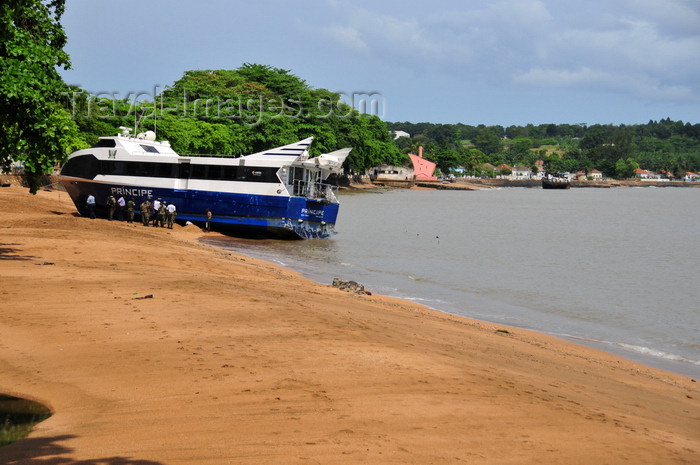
[0,184,697,465]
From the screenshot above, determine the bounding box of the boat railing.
[293,179,339,203]
[180,153,240,158]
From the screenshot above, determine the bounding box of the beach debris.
[332,278,371,295]
[35,261,55,266]
[133,294,154,300]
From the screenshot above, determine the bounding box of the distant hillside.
[386,119,700,179]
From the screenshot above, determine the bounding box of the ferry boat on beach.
[59,129,351,239]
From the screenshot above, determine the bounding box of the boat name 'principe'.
[111,187,154,197]
[302,208,324,217]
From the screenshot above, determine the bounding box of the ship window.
[153,163,175,177]
[61,154,98,179]
[191,164,207,179]
[178,163,190,179]
[186,164,277,183]
[99,160,119,175]
[125,162,155,177]
[140,145,160,153]
[234,166,247,181]
[241,167,278,182]
[208,165,223,180]
[290,167,304,183]
[222,165,238,180]
[95,160,177,178]
[109,161,126,175]
[92,139,116,148]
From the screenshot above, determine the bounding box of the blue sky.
[59,0,699,126]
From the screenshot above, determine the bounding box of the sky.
[58,0,700,127]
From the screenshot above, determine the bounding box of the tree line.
[385,119,700,179]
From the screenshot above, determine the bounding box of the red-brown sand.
[0,185,697,464]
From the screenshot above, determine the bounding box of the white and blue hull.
[60,133,350,239]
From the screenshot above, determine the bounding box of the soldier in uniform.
[140,198,151,226]
[126,197,136,223]
[157,201,167,227]
[107,195,116,221]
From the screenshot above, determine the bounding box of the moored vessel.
[541,173,571,189]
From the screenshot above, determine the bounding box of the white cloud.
[60,0,700,124]
[621,0,700,36]
[514,65,695,103]
[514,67,613,88]
[315,0,699,103]
[319,25,369,53]
[315,6,443,66]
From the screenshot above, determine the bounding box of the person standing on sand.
[166,202,176,229]
[158,202,167,228]
[152,198,161,227]
[140,198,151,226]
[107,195,116,221]
[205,208,212,232]
[126,197,135,223]
[117,195,126,221]
[86,194,96,219]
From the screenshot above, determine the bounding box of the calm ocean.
[202,187,700,378]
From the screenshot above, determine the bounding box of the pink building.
[408,146,437,180]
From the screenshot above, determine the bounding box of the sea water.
[202,187,700,378]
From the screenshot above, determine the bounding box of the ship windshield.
[92,139,116,148]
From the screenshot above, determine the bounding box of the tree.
[336,114,404,173]
[473,129,502,156]
[0,0,72,193]
[614,158,639,179]
[505,136,533,163]
[543,155,567,174]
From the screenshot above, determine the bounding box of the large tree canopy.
[0,0,71,193]
[128,66,405,172]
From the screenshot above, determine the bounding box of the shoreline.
[0,185,698,464]
[347,177,700,190]
[199,233,700,380]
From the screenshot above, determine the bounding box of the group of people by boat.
[100,193,179,229]
[137,197,178,229]
[94,193,213,232]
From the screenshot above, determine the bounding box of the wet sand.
[0,185,697,464]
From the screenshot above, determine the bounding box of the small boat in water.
[59,128,351,239]
[542,173,571,189]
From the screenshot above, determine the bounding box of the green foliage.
[472,129,502,156]
[0,394,52,446]
[615,158,639,179]
[0,0,72,192]
[387,119,700,179]
[67,65,402,174]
